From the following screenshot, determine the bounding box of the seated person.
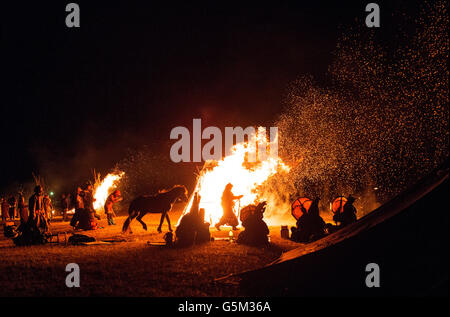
[332,195,357,228]
[175,193,210,246]
[70,208,98,230]
[291,198,325,242]
[237,202,269,246]
[195,208,211,243]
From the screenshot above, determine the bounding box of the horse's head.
[171,185,189,202]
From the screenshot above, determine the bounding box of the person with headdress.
[27,185,49,233]
[237,202,269,246]
[215,183,243,231]
[104,189,123,225]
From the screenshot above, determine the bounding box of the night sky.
[2,1,411,192]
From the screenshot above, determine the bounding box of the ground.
[0,207,301,296]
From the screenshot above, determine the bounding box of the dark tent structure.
[239,162,449,296]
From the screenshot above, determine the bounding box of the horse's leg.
[122,210,138,234]
[165,213,172,232]
[157,212,166,233]
[136,212,147,231]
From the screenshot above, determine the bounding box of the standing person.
[61,193,70,221]
[74,187,84,211]
[83,183,100,219]
[43,194,53,223]
[1,197,8,223]
[104,190,123,225]
[8,195,17,221]
[28,185,49,233]
[215,183,243,231]
[17,193,28,228]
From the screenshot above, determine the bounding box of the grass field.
[0,207,301,296]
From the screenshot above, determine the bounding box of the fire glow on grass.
[180,128,290,227]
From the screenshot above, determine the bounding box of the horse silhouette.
[122,185,188,233]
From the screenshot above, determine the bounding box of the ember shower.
[116,1,448,226]
[273,1,448,220]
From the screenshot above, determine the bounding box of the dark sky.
[2,1,408,192]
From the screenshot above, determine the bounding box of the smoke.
[115,145,198,204]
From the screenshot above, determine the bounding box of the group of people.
[215,183,270,246]
[174,183,270,247]
[2,182,123,245]
[1,191,54,226]
[69,183,122,230]
[3,178,358,247]
[176,182,358,247]
[291,195,358,243]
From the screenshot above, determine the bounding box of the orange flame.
[180,128,290,227]
[93,172,124,212]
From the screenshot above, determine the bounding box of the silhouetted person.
[70,187,98,230]
[7,195,16,220]
[82,182,100,220]
[28,185,49,233]
[196,208,211,243]
[291,198,326,242]
[61,193,70,221]
[176,192,210,246]
[306,198,326,241]
[104,190,123,225]
[13,187,48,245]
[290,204,310,242]
[17,193,28,229]
[175,193,200,246]
[339,195,357,226]
[332,195,357,228]
[215,183,243,231]
[237,202,269,246]
[70,207,98,230]
[74,187,84,211]
[43,194,53,222]
[1,197,8,223]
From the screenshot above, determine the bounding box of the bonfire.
[180,128,290,227]
[67,171,124,215]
